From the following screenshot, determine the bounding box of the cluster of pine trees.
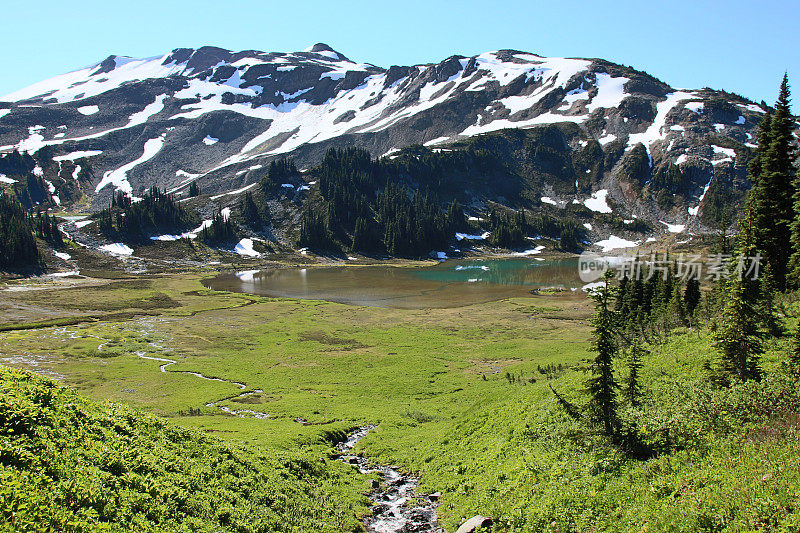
[198,210,237,244]
[290,147,585,257]
[97,187,199,243]
[486,208,583,250]
[615,257,702,337]
[296,148,463,257]
[236,159,298,231]
[0,194,42,271]
[0,150,35,176]
[31,210,62,246]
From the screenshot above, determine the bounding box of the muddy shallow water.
[204,257,583,309]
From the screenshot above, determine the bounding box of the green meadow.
[1,273,798,531]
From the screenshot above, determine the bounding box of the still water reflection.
[204,257,583,309]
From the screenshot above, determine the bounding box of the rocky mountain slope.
[0,43,766,242]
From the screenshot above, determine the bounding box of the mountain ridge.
[0,43,767,251]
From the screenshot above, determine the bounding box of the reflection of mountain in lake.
[413,258,580,287]
[204,258,583,309]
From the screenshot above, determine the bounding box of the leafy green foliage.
[0,366,366,532]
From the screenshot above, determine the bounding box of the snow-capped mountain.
[0,43,763,218]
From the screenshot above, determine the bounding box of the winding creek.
[128,321,441,531]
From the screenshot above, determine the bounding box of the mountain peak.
[303,43,349,62]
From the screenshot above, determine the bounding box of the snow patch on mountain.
[1,55,183,103]
[584,189,612,213]
[52,150,103,162]
[96,133,166,194]
[234,238,261,257]
[594,235,638,252]
[100,243,134,256]
[628,91,696,151]
[585,73,629,113]
[77,105,99,115]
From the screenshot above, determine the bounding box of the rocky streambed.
[337,426,443,533]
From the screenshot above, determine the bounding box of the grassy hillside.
[0,365,367,532]
[365,327,800,531]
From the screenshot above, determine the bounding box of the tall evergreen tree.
[586,270,620,436]
[624,341,645,408]
[751,75,797,289]
[788,167,800,287]
[714,210,764,382]
[747,109,772,189]
[683,278,701,317]
[0,194,41,271]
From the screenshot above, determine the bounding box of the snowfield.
[583,189,612,214]
[456,232,491,241]
[99,243,134,256]
[234,239,261,257]
[96,134,166,194]
[594,235,638,252]
[77,105,99,115]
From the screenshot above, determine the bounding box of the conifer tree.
[666,283,686,330]
[751,75,797,289]
[0,194,41,271]
[586,270,620,436]
[787,165,800,286]
[714,210,764,382]
[624,341,645,408]
[747,109,772,189]
[790,324,800,375]
[351,217,368,252]
[683,278,701,317]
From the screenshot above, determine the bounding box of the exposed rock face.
[0,43,763,226]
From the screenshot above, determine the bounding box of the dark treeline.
[198,210,237,244]
[0,194,44,271]
[286,147,583,257]
[31,210,62,246]
[615,256,702,339]
[97,187,199,243]
[0,150,35,176]
[13,174,52,209]
[486,208,583,250]
[0,194,40,271]
[295,148,464,257]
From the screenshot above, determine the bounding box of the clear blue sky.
[2,0,797,110]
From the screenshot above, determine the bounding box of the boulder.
[456,515,493,533]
